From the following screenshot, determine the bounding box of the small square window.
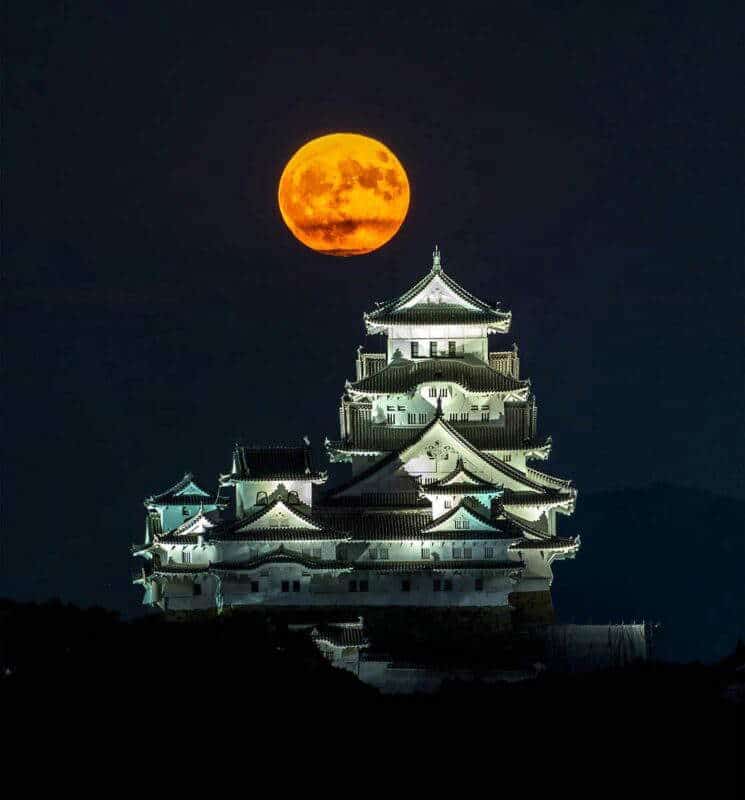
[452,547,463,559]
[292,580,301,592]
[192,583,202,596]
[411,342,419,358]
[430,342,438,357]
[281,581,290,593]
[448,341,456,356]
[380,547,390,560]
[485,546,494,559]
[401,579,411,592]
[250,580,259,593]
[444,500,451,509]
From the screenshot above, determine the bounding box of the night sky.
[5,2,743,615]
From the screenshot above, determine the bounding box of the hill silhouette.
[552,484,745,662]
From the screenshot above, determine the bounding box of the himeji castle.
[133,247,582,620]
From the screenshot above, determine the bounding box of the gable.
[425,503,500,533]
[399,274,480,311]
[235,500,320,532]
[173,481,211,498]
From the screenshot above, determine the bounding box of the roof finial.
[435,396,444,418]
[432,244,441,273]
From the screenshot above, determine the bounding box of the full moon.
[278,133,410,256]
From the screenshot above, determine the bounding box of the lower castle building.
[133,247,581,623]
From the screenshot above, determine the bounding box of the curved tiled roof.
[227,442,325,481]
[366,305,511,327]
[348,356,528,395]
[145,473,213,506]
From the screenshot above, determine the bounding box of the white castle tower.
[133,248,579,617]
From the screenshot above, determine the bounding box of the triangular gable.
[234,499,321,532]
[423,499,502,533]
[173,481,211,498]
[398,273,481,311]
[433,459,495,487]
[169,508,220,537]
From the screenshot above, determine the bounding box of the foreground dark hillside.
[553,485,745,662]
[1,599,742,786]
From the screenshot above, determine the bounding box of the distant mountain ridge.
[551,484,745,662]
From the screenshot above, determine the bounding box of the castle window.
[470,405,478,412]
[292,580,301,592]
[251,581,259,593]
[452,546,463,559]
[428,386,437,397]
[287,491,300,505]
[387,405,395,411]
[503,454,512,463]
[407,413,415,424]
[360,580,369,592]
[281,581,290,593]
[181,550,191,564]
[439,388,447,397]
[193,583,202,596]
[463,547,473,559]
[444,500,451,509]
[449,413,456,421]
[485,546,494,559]
[421,547,430,560]
[256,491,268,506]
[481,405,489,410]
[430,341,438,357]
[475,578,484,591]
[349,580,358,592]
[401,579,411,592]
[398,406,406,412]
[368,548,377,560]
[448,341,456,356]
[418,413,427,424]
[386,413,395,424]
[460,413,468,421]
[380,547,390,560]
[481,412,490,421]
[411,342,419,358]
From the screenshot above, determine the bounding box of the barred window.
[430,342,438,357]
[452,546,463,559]
[421,547,430,560]
[411,342,419,358]
[448,341,456,356]
[380,547,390,560]
[463,547,473,559]
[181,550,191,564]
[485,546,494,559]
[387,413,395,424]
[428,386,437,397]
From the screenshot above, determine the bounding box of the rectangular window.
[433,579,442,592]
[485,546,494,559]
[292,580,301,592]
[418,413,427,424]
[504,454,512,463]
[444,500,451,509]
[460,413,468,421]
[398,405,406,412]
[313,547,322,558]
[481,405,489,410]
[407,413,415,424]
[430,341,438,357]
[368,548,377,560]
[401,579,411,592]
[380,547,390,560]
[360,580,369,592]
[440,388,448,397]
[421,547,430,560]
[250,580,259,593]
[452,546,463,559]
[386,405,395,411]
[281,581,290,593]
[481,412,490,421]
[349,580,358,592]
[181,550,191,564]
[386,413,395,424]
[444,579,453,592]
[449,413,456,421]
[475,578,484,591]
[193,583,202,596]
[463,547,473,559]
[471,405,478,412]
[411,341,419,358]
[448,341,456,356]
[428,386,437,397]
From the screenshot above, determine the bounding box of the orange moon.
[278,133,410,256]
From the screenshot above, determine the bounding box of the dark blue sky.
[5,2,743,612]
